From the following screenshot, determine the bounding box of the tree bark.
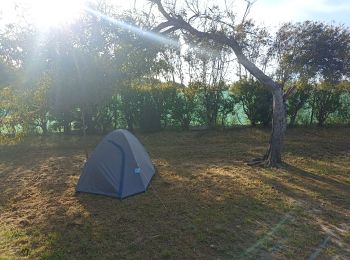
[309,96,315,125]
[263,87,286,166]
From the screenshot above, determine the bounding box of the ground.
[0,127,349,259]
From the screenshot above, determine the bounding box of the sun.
[29,0,86,29]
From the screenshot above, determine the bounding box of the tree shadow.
[284,128,350,159]
[248,163,350,254]
[249,164,350,214]
[283,163,350,195]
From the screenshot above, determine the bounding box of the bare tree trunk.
[309,96,315,125]
[263,88,286,166]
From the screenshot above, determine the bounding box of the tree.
[286,81,312,126]
[274,21,350,126]
[233,78,272,127]
[218,91,238,128]
[23,74,52,135]
[336,81,350,125]
[171,84,197,130]
[190,80,227,129]
[0,86,31,143]
[48,47,114,134]
[311,82,344,126]
[151,0,287,166]
[139,99,162,132]
[118,83,141,132]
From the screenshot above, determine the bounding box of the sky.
[1,0,350,29]
[250,0,350,28]
[128,0,350,28]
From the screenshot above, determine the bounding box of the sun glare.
[29,0,86,28]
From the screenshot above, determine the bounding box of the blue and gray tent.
[76,129,155,199]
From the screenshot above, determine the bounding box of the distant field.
[0,127,349,259]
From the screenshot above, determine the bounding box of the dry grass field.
[0,127,349,259]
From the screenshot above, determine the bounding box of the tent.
[76,129,155,199]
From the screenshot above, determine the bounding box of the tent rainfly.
[76,129,155,199]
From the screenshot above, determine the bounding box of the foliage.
[232,78,272,126]
[171,85,197,130]
[218,92,238,128]
[273,21,350,83]
[311,82,344,126]
[23,74,52,134]
[190,81,229,128]
[286,81,312,126]
[139,100,162,133]
[272,21,350,126]
[0,87,28,143]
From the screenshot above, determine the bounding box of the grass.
[0,127,349,259]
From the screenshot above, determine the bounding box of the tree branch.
[152,21,174,32]
[150,0,280,93]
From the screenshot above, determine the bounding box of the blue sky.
[250,0,350,28]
